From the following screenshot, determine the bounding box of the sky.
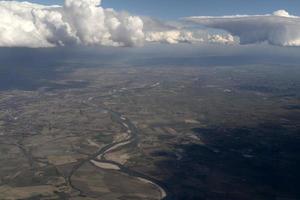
[2,0,300,48]
[19,0,300,19]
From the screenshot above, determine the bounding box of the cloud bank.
[185,10,300,47]
[0,0,237,48]
[146,30,203,44]
[1,1,297,48]
[145,30,235,44]
[0,0,144,47]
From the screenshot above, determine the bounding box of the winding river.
[68,83,170,200]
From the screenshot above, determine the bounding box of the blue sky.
[19,0,300,19]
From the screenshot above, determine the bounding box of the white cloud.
[0,0,237,48]
[2,1,293,48]
[145,30,203,44]
[145,30,235,45]
[185,10,300,47]
[208,34,235,44]
[0,0,144,47]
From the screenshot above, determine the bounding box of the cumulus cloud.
[0,0,144,47]
[185,10,300,46]
[142,17,201,44]
[5,0,291,48]
[208,34,235,44]
[145,30,203,44]
[145,30,235,44]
